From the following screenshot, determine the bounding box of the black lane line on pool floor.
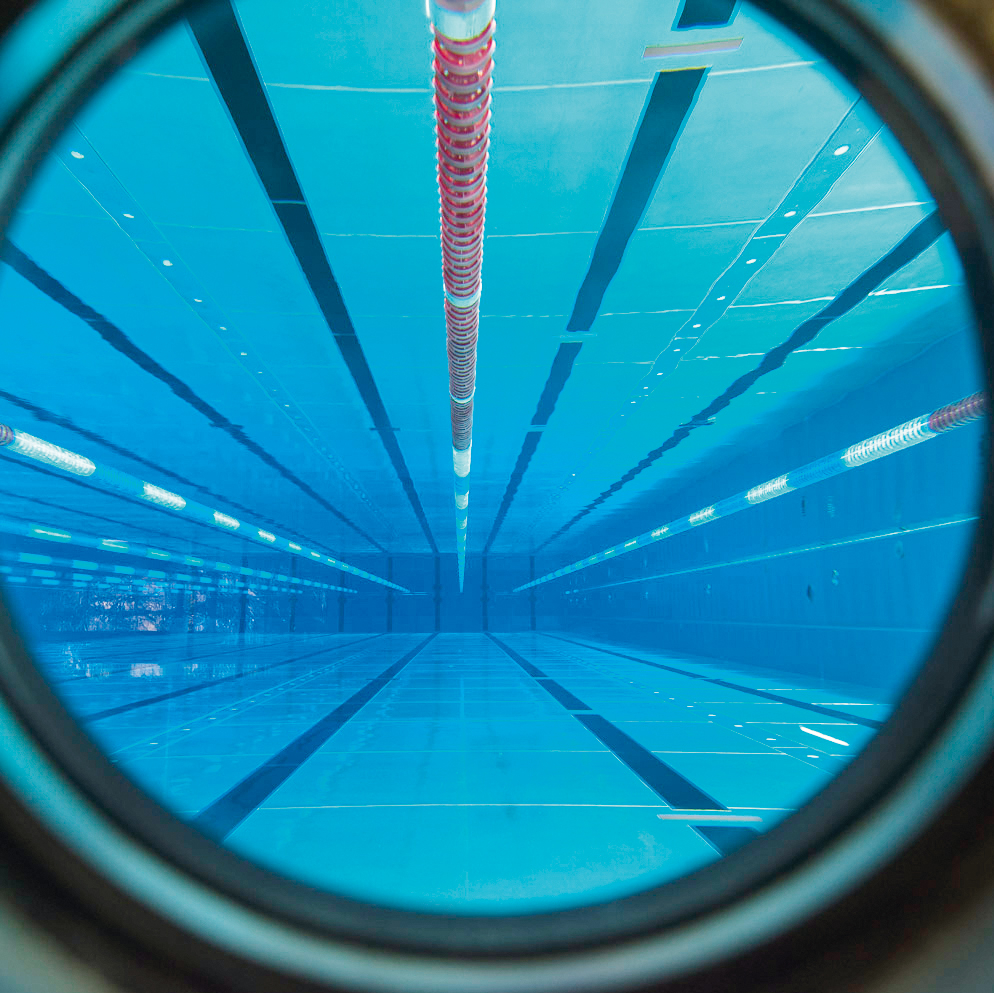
[1,246,385,553]
[80,635,384,722]
[675,0,738,29]
[188,0,436,555]
[544,634,883,729]
[692,824,758,855]
[537,210,946,550]
[193,634,437,839]
[486,634,724,811]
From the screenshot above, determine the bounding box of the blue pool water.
[32,628,884,911]
[0,0,986,912]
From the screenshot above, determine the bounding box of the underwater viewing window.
[1,0,994,989]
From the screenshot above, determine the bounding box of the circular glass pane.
[0,0,985,917]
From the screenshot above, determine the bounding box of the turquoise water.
[0,0,984,912]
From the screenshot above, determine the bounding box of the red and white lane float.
[430,0,495,591]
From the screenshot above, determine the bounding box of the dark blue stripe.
[484,338,582,552]
[546,634,883,729]
[1,245,385,552]
[188,0,436,553]
[484,633,547,676]
[531,342,584,425]
[483,431,543,552]
[540,211,947,547]
[536,678,591,711]
[487,634,723,809]
[81,635,381,722]
[484,343,582,551]
[546,635,710,679]
[710,679,883,728]
[567,69,708,332]
[576,714,725,809]
[693,824,758,854]
[193,634,436,839]
[483,72,705,551]
[675,0,737,29]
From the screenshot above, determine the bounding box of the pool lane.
[486,634,725,811]
[195,635,437,837]
[521,631,889,785]
[222,633,721,911]
[545,633,885,728]
[220,632,870,911]
[43,631,891,912]
[79,634,421,811]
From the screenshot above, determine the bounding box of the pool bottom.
[38,630,887,914]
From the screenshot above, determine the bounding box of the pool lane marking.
[576,715,725,810]
[188,0,436,554]
[543,634,883,729]
[538,210,945,549]
[192,634,437,839]
[0,246,387,553]
[569,515,977,594]
[692,824,759,855]
[483,69,708,554]
[799,726,850,746]
[487,634,725,810]
[80,634,384,722]
[674,0,737,29]
[535,678,592,711]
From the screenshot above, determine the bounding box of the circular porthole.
[1,0,994,990]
